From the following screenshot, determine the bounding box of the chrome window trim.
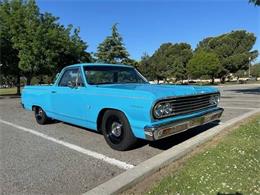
[57,66,85,87]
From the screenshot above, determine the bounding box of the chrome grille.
[153,93,219,119]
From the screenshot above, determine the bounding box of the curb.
[217,83,260,87]
[0,95,20,99]
[84,108,260,195]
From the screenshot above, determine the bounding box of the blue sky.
[37,0,260,62]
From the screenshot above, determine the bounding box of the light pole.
[248,57,251,78]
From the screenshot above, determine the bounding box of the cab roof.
[66,63,133,68]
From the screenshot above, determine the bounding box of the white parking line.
[221,99,260,103]
[0,119,134,170]
[222,106,257,110]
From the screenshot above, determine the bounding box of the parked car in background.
[21,63,224,150]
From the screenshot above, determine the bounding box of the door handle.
[51,91,57,94]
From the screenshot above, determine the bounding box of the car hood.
[97,83,219,100]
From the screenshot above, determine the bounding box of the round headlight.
[154,104,165,118]
[164,103,173,114]
[210,95,220,105]
[215,95,220,104]
[154,103,173,118]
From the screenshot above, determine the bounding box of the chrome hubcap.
[36,108,43,119]
[38,109,43,116]
[111,122,122,137]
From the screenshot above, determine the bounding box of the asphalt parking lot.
[0,84,259,194]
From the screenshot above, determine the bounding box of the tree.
[251,63,260,78]
[249,0,260,6]
[0,0,23,94]
[0,0,89,88]
[168,43,193,81]
[187,51,221,84]
[40,22,89,76]
[96,24,130,64]
[148,43,170,82]
[124,58,139,67]
[138,53,153,80]
[147,42,192,82]
[196,30,258,82]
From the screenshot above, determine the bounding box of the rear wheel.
[34,107,50,125]
[101,110,137,151]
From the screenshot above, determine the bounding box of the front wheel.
[34,107,50,125]
[101,110,137,151]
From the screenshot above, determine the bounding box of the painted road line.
[0,119,134,170]
[222,106,256,110]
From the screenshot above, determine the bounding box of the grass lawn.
[0,87,18,95]
[147,115,260,195]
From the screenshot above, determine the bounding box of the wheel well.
[32,105,40,111]
[32,105,37,111]
[96,108,126,132]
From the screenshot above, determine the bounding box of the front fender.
[85,89,154,139]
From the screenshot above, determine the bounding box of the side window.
[118,70,136,83]
[58,68,84,87]
[86,71,114,84]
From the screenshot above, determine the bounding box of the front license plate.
[190,116,205,127]
[205,113,219,122]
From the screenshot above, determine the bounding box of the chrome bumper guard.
[144,108,224,141]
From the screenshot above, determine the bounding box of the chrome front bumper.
[144,108,224,141]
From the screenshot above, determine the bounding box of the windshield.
[84,66,148,85]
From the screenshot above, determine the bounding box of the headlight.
[210,94,220,105]
[154,102,173,118]
[164,103,173,114]
[154,104,164,118]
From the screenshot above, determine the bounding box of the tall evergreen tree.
[96,24,130,64]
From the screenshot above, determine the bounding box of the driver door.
[51,67,87,122]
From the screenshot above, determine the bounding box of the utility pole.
[248,57,251,78]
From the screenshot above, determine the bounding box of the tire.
[34,107,50,125]
[101,110,137,151]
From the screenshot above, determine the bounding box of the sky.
[37,0,260,62]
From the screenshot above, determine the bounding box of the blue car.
[21,63,224,150]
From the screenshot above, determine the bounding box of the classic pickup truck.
[21,63,224,150]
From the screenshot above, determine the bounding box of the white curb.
[84,108,260,195]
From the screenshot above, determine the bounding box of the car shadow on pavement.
[61,121,104,135]
[227,87,260,95]
[147,122,218,150]
[50,119,219,151]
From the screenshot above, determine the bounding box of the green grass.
[0,87,17,95]
[147,115,260,195]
